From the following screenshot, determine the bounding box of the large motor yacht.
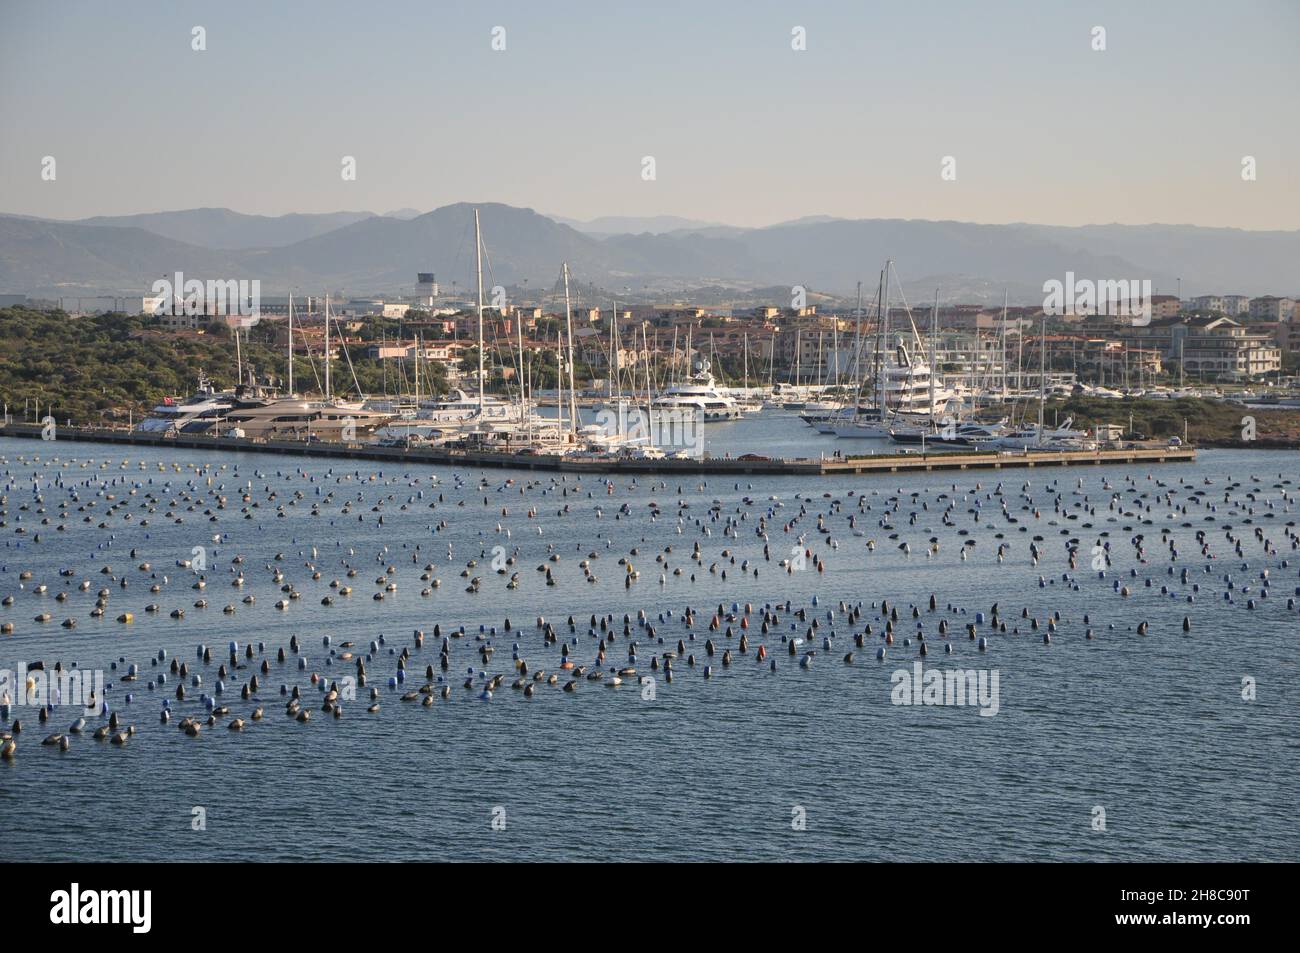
[135,374,238,435]
[653,361,742,422]
[223,397,392,441]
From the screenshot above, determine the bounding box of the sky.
[1,0,1297,230]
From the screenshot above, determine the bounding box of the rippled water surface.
[0,418,1295,861]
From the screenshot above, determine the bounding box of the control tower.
[415,273,438,306]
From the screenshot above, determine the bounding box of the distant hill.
[250,203,631,294]
[0,216,243,295]
[74,207,378,249]
[1019,223,1300,297]
[554,214,729,236]
[2,204,1296,303]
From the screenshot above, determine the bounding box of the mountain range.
[2,204,1297,306]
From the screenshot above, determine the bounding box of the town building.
[1177,316,1281,379]
[1248,295,1297,321]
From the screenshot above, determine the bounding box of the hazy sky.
[2,0,1297,229]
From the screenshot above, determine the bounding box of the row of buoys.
[2,462,1296,759]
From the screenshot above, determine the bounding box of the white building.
[1189,295,1225,313]
[59,295,158,315]
[1249,296,1297,321]
[1222,295,1250,315]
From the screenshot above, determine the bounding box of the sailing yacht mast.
[1037,312,1047,444]
[670,327,679,387]
[555,328,562,431]
[878,262,891,414]
[286,291,293,392]
[516,306,526,428]
[816,331,824,392]
[414,330,422,407]
[793,329,801,393]
[642,323,653,434]
[234,315,243,388]
[830,320,839,389]
[610,299,625,439]
[324,293,331,400]
[852,280,863,393]
[930,288,939,425]
[1016,315,1025,395]
[743,333,749,390]
[474,208,485,417]
[1000,290,1008,400]
[562,262,577,437]
[608,298,617,406]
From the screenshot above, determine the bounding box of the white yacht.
[416,388,519,424]
[223,398,393,441]
[372,389,524,443]
[822,343,957,437]
[888,418,1009,448]
[654,361,742,421]
[136,375,238,435]
[798,399,849,425]
[990,417,1096,451]
[880,343,957,415]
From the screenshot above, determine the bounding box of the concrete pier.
[0,423,1198,476]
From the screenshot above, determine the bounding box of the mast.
[816,331,824,390]
[670,327,679,387]
[852,280,863,392]
[612,299,627,438]
[1016,312,1025,396]
[324,293,331,400]
[643,322,653,434]
[287,292,294,395]
[1037,311,1046,443]
[516,305,526,426]
[562,262,577,436]
[857,269,884,417]
[830,318,839,389]
[743,333,749,390]
[685,325,693,384]
[930,288,939,425]
[767,331,775,392]
[793,328,801,393]
[608,298,617,405]
[234,317,243,389]
[1000,290,1008,400]
[878,262,891,415]
[474,208,485,416]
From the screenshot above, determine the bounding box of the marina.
[0,431,1293,863]
[0,421,1197,474]
[0,0,1295,890]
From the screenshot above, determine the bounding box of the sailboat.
[224,294,392,441]
[378,210,556,447]
[988,313,1095,451]
[653,328,741,421]
[886,290,1004,447]
[135,373,239,435]
[825,263,954,438]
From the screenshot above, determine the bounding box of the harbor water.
[0,413,1295,861]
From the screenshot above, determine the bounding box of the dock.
[0,423,1198,476]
